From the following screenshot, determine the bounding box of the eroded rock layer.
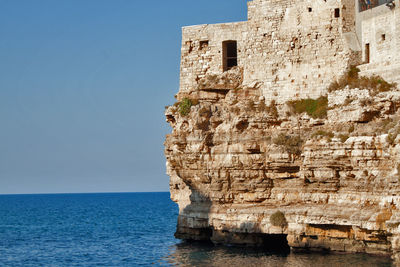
[165,68,400,262]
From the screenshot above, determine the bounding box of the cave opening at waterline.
[261,234,290,253]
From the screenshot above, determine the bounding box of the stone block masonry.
[179,0,400,104]
[179,0,363,104]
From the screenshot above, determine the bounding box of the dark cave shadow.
[175,187,290,255]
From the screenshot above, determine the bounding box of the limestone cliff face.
[164,68,400,262]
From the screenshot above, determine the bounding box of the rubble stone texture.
[165,0,400,264]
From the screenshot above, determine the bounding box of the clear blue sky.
[0,0,247,194]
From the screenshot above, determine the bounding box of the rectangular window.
[200,40,209,50]
[365,43,370,63]
[334,8,340,18]
[223,41,237,71]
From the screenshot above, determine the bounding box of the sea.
[0,192,394,266]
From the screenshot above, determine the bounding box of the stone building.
[178,0,400,103]
[357,0,400,83]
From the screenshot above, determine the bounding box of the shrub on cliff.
[312,130,334,141]
[328,66,396,94]
[338,134,349,143]
[270,211,287,227]
[178,98,193,116]
[385,118,400,146]
[287,97,328,119]
[268,100,279,118]
[258,100,279,118]
[387,129,400,146]
[273,134,303,156]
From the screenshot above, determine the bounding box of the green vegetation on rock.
[328,66,397,94]
[178,98,193,116]
[288,96,328,119]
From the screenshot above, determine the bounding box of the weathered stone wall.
[179,22,247,94]
[179,0,360,104]
[357,0,400,84]
[342,0,358,32]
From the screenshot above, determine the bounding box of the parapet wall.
[179,0,361,103]
[248,0,356,33]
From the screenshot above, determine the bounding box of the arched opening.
[223,40,238,71]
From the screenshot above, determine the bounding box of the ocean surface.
[0,192,394,266]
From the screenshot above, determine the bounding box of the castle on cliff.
[179,0,400,102]
[166,0,400,260]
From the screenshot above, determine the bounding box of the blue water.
[0,192,394,266]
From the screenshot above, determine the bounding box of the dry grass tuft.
[328,66,396,94]
[273,134,303,156]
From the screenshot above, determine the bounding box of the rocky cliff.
[164,67,400,263]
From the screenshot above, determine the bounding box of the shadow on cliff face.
[175,188,213,241]
[176,188,290,254]
[210,221,290,254]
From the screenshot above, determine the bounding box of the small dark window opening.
[308,7,312,12]
[334,8,340,18]
[186,41,193,53]
[223,41,238,71]
[382,34,386,41]
[365,43,370,64]
[200,40,209,50]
